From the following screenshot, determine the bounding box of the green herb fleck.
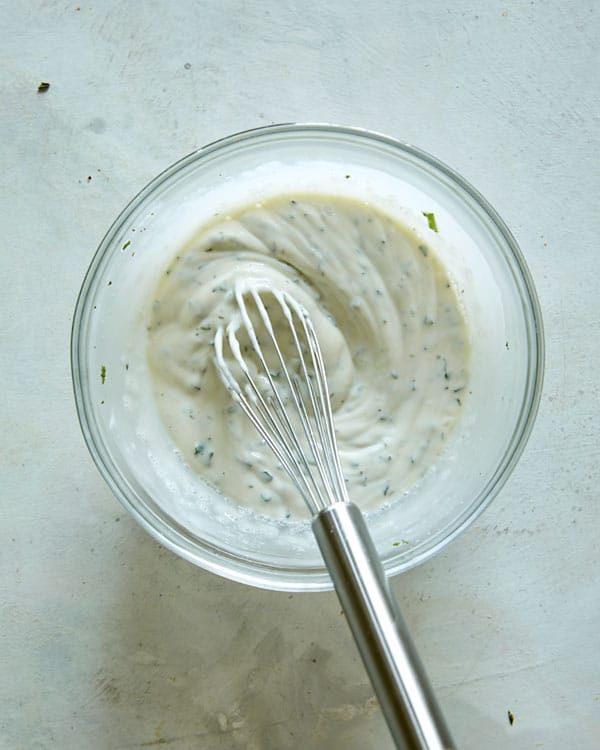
[345,174,351,179]
[37,81,50,93]
[122,240,131,251]
[505,340,510,350]
[100,365,106,384]
[423,212,438,232]
[392,540,410,547]
[419,244,428,257]
[194,443,205,456]
[507,710,515,726]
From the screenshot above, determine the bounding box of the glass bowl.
[71,124,544,592]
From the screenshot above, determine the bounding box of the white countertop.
[2,2,599,748]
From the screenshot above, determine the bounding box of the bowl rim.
[71,122,545,591]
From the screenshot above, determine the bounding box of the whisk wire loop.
[242,289,328,510]
[214,285,349,516]
[297,312,348,503]
[215,327,304,494]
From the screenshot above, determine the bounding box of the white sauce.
[146,195,470,520]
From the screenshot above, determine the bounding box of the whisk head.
[214,283,349,516]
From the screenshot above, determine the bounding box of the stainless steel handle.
[312,502,455,750]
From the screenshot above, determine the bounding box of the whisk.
[214,283,454,750]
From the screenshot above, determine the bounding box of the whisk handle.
[312,502,454,750]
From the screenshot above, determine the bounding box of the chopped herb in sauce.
[100,365,106,384]
[122,240,131,251]
[422,212,438,232]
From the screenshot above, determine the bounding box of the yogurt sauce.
[146,195,470,520]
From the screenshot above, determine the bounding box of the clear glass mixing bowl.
[71,124,544,591]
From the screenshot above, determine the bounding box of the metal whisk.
[214,283,455,750]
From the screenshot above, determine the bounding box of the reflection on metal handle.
[312,502,455,750]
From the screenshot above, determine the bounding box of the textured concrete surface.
[1,1,599,748]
